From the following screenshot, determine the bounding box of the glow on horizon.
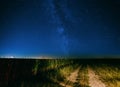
[0,55,55,59]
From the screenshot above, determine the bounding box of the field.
[0,58,120,87]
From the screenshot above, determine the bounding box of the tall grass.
[78,65,90,87]
[32,59,74,75]
[23,59,77,87]
[92,64,120,87]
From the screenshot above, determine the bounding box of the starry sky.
[0,0,120,57]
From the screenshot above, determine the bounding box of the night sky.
[0,0,120,57]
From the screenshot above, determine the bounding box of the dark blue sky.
[0,0,120,57]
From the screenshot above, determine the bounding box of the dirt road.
[88,67,106,87]
[59,67,80,87]
[55,65,106,87]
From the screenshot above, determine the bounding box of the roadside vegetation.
[1,59,120,87]
[23,59,78,87]
[91,64,120,87]
[78,65,90,87]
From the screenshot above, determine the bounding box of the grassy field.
[91,64,120,87]
[0,58,120,87]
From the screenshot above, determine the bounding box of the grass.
[1,59,120,87]
[32,59,74,73]
[58,63,78,81]
[78,65,90,87]
[91,64,120,87]
[21,59,78,87]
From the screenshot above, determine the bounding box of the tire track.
[88,66,106,87]
[59,66,81,87]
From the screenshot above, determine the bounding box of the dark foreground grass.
[0,58,120,87]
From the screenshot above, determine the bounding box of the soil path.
[88,67,106,87]
[59,67,80,87]
[66,67,80,83]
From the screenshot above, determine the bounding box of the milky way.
[42,0,71,55]
[0,0,120,57]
